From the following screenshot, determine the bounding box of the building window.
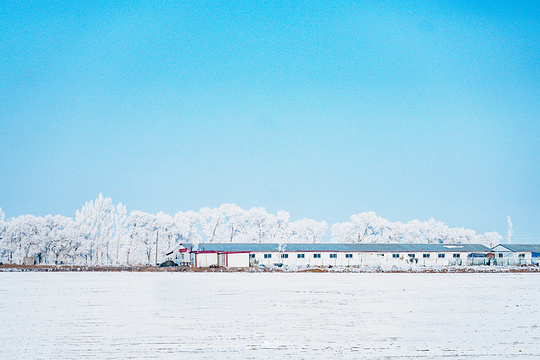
[314,254,321,258]
[498,253,503,258]
[377,253,384,257]
[408,254,415,258]
[250,254,255,259]
[518,253,525,258]
[438,254,445,258]
[281,253,288,259]
[345,254,353,259]
[392,254,399,258]
[330,254,337,258]
[423,254,430,258]
[297,254,305,259]
[264,254,272,259]
[453,254,460,258]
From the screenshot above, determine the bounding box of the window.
[264,254,272,259]
[314,254,321,258]
[345,254,353,259]
[330,254,337,259]
[438,254,445,258]
[250,254,255,259]
[423,254,430,258]
[408,254,415,258]
[281,253,288,259]
[392,254,399,258]
[377,253,384,257]
[518,253,525,258]
[498,253,503,258]
[297,254,305,259]
[453,254,460,258]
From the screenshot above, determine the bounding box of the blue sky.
[1,0,539,242]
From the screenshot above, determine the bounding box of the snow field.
[0,272,538,359]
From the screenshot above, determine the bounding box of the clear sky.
[1,0,539,242]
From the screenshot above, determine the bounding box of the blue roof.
[182,243,491,253]
[494,244,540,252]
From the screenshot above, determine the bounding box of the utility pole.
[156,231,159,265]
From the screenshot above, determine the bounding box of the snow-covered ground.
[0,273,538,359]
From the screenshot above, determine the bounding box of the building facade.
[179,243,493,268]
[492,244,540,265]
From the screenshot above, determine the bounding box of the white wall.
[177,251,190,266]
[191,252,250,268]
[493,252,533,265]
[193,253,218,267]
[249,251,476,267]
[251,252,357,267]
[491,246,534,265]
[190,250,489,268]
[226,253,250,268]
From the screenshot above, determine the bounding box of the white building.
[492,244,540,265]
[178,244,251,268]
[175,247,191,266]
[180,243,492,268]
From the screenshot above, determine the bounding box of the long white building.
[178,243,493,268]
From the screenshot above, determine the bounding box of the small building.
[23,257,36,266]
[176,245,191,266]
[492,244,540,265]
[181,243,252,268]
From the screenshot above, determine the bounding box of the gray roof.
[279,243,354,252]
[494,244,540,252]
[181,243,279,252]
[182,243,491,253]
[345,243,491,253]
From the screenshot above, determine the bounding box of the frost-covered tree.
[156,211,179,261]
[173,210,201,248]
[2,216,21,263]
[74,195,131,265]
[507,216,513,244]
[330,221,356,243]
[330,211,500,246]
[244,207,275,243]
[421,218,450,244]
[220,204,246,242]
[272,210,290,245]
[199,206,226,243]
[23,216,46,261]
[446,227,476,244]
[44,215,76,264]
[399,218,449,244]
[331,212,388,243]
[5,215,46,263]
[287,218,328,243]
[76,194,116,265]
[128,210,158,264]
[476,231,503,248]
[112,203,128,264]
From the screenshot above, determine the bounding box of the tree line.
[0,194,502,265]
